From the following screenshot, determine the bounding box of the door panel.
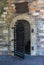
[14,21,25,58]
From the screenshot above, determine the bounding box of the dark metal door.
[14,21,25,58]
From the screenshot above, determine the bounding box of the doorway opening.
[14,19,31,58]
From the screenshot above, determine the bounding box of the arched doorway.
[14,19,31,58]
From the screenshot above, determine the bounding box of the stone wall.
[0,0,44,55]
[9,0,44,55]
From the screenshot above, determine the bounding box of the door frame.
[10,14,36,55]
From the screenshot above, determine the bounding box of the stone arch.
[10,14,32,28]
[10,14,37,55]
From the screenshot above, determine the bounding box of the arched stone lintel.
[10,14,34,29]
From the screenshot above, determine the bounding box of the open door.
[14,20,25,58]
[14,20,31,58]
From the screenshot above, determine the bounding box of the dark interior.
[14,19,31,56]
[15,2,29,13]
